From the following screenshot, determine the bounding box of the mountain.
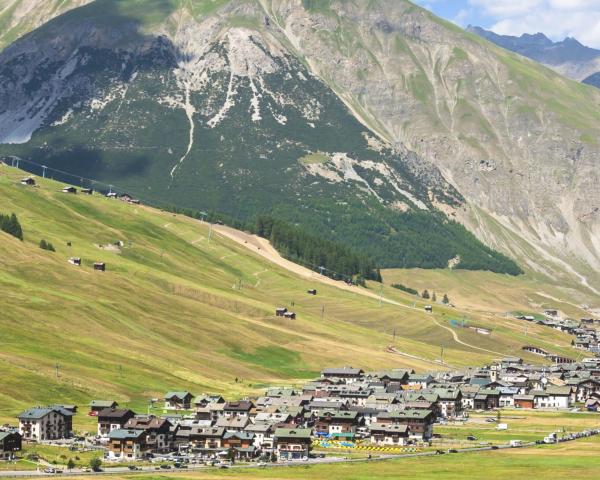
[467,26,600,84]
[0,0,599,289]
[0,0,521,274]
[0,0,93,50]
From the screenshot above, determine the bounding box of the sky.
[413,0,600,49]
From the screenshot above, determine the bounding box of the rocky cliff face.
[261,0,600,292]
[0,0,598,288]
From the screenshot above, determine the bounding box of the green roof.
[109,429,146,440]
[274,428,312,439]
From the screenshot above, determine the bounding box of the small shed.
[94,262,106,271]
[62,186,77,194]
[307,289,317,295]
[106,192,117,198]
[276,307,287,317]
[424,305,433,312]
[68,257,81,266]
[283,312,296,320]
[21,177,36,186]
[81,188,93,195]
[119,193,133,202]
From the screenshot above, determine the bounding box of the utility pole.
[393,327,396,344]
[109,185,113,195]
[42,165,47,178]
[55,363,60,380]
[319,266,325,276]
[321,305,325,321]
[379,284,383,307]
[440,345,444,364]
[119,364,123,378]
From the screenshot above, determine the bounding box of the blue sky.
[412,0,600,48]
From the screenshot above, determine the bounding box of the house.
[20,177,35,186]
[473,389,500,410]
[522,346,549,356]
[61,186,77,194]
[193,395,225,410]
[275,308,287,317]
[188,427,225,454]
[273,428,312,460]
[164,391,193,410]
[424,305,433,312]
[369,423,409,446]
[68,257,82,266]
[0,431,21,460]
[81,188,93,195]
[283,312,296,320]
[514,395,535,409]
[321,367,364,383]
[223,400,253,418]
[407,374,433,389]
[532,387,571,409]
[245,423,274,450]
[97,409,136,438]
[215,416,250,432]
[314,411,360,437]
[93,262,106,271]
[123,416,172,453]
[222,432,256,459]
[89,400,118,415]
[107,429,148,460]
[377,410,434,441]
[18,407,74,441]
[106,192,117,198]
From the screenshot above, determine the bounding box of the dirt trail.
[207,223,505,358]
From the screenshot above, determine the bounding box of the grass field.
[0,164,594,432]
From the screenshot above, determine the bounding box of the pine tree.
[39,239,47,249]
[442,294,450,304]
[422,290,430,299]
[0,213,23,240]
[432,292,437,302]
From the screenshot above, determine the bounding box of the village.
[2,356,600,473]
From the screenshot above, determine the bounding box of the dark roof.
[18,407,74,420]
[97,408,135,420]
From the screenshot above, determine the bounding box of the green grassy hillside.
[0,164,586,431]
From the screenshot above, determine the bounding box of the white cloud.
[468,0,600,47]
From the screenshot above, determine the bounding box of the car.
[467,435,477,441]
[435,449,445,455]
[491,445,499,450]
[128,465,141,471]
[448,449,458,453]
[174,463,187,469]
[219,464,230,469]
[258,462,268,468]
[44,468,56,474]
[160,464,172,469]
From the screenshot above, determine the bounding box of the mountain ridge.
[0,0,598,288]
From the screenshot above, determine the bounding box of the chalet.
[522,346,549,356]
[377,410,434,441]
[107,429,148,460]
[532,387,571,409]
[0,431,21,460]
[81,188,93,195]
[68,257,82,266]
[473,389,500,410]
[89,400,118,415]
[97,408,135,438]
[275,307,287,317]
[18,406,74,441]
[123,416,172,453]
[585,398,600,411]
[245,423,274,450]
[188,427,225,453]
[193,395,225,409]
[273,428,312,460]
[283,312,296,320]
[119,193,133,202]
[374,369,410,386]
[571,379,600,402]
[314,411,360,437]
[407,374,433,389]
[93,262,106,271]
[307,289,317,295]
[223,400,254,418]
[432,388,463,418]
[369,423,409,446]
[61,186,77,194]
[321,367,364,384]
[215,416,250,432]
[164,391,193,410]
[222,431,256,459]
[514,395,535,409]
[548,355,575,364]
[20,177,35,186]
